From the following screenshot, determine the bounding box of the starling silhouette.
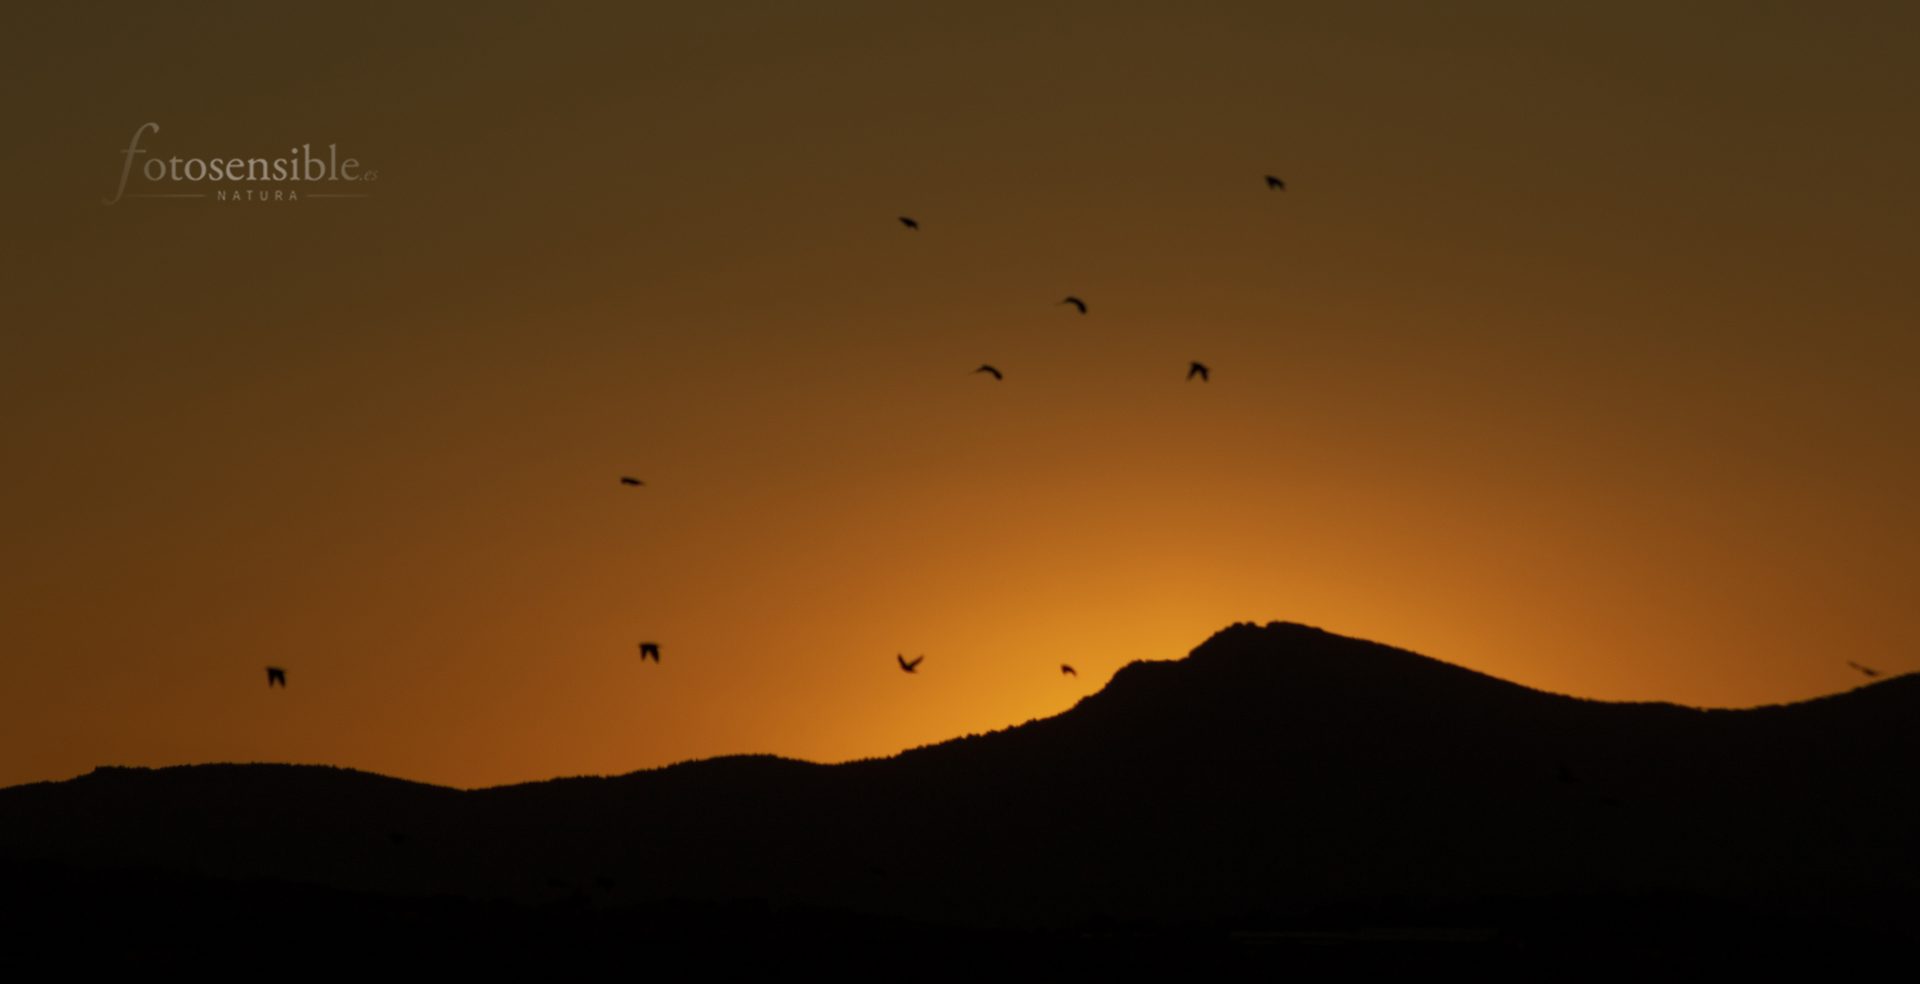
[639,642,661,663]
[266,666,287,688]
[1847,660,1881,678]
[619,477,644,487]
[1061,296,1087,314]
[899,216,919,230]
[973,364,1003,381]
[1266,175,1286,190]
[897,653,923,674]
[1188,361,1210,382]
[1060,664,1077,677]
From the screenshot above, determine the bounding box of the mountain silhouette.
[3,622,1914,965]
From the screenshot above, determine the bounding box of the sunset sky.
[3,1,1917,789]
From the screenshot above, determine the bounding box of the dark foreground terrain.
[4,622,1914,968]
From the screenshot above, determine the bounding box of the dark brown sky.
[3,1,1917,788]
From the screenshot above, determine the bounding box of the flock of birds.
[262,656,1890,688]
[256,170,1894,693]
[595,177,1293,684]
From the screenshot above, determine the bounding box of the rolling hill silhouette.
[4,622,1915,965]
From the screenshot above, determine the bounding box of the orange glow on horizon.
[4,3,1918,789]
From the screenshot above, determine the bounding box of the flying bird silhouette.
[639,642,661,663]
[1060,296,1087,314]
[1060,664,1077,677]
[265,666,287,688]
[899,216,919,230]
[1847,661,1881,678]
[1265,175,1286,190]
[973,364,1003,381]
[1188,361,1210,382]
[619,477,644,487]
[897,654,923,674]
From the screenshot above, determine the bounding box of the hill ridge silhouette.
[3,621,1915,958]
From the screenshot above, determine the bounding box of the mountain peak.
[1091,619,1558,721]
[1186,619,1343,659]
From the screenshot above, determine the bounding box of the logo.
[104,122,379,205]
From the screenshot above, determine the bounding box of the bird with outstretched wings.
[1060,296,1087,314]
[974,364,1003,381]
[639,642,661,663]
[1188,361,1210,382]
[897,654,923,674]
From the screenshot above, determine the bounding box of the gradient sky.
[3,1,1917,789]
